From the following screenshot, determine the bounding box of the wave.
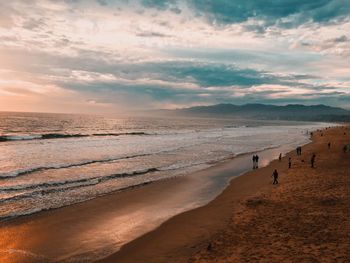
[0,169,161,221]
[0,153,152,179]
[0,180,156,221]
[0,132,149,142]
[0,144,284,221]
[0,167,159,201]
[0,138,213,179]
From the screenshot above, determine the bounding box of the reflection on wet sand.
[0,145,293,262]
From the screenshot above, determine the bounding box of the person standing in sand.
[256,155,259,168]
[272,169,279,185]
[288,157,292,169]
[252,155,256,169]
[296,146,302,156]
[311,153,316,168]
[279,153,282,162]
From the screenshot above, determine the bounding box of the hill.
[164,104,350,121]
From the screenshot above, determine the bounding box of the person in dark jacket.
[272,169,279,185]
[311,153,316,168]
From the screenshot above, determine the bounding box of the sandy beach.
[99,125,350,263]
[0,136,296,262]
[0,125,348,262]
[2,0,350,261]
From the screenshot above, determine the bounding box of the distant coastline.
[155,103,350,122]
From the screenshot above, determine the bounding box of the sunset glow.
[1,0,350,113]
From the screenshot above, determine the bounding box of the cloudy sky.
[0,0,350,113]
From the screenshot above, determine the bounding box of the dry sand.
[100,125,350,263]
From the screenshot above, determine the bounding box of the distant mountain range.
[160,104,350,122]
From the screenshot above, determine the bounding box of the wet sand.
[0,140,294,262]
[100,125,350,263]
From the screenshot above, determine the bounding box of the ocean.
[0,112,331,221]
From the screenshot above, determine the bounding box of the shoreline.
[0,132,311,262]
[98,125,349,263]
[0,144,290,222]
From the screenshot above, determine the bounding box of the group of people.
[252,155,259,169]
[269,128,349,185]
[254,135,348,186]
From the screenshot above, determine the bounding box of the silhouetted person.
[299,146,302,155]
[279,153,282,162]
[256,155,259,168]
[288,157,292,169]
[311,153,316,168]
[328,142,331,149]
[272,169,279,185]
[252,155,256,169]
[207,242,212,251]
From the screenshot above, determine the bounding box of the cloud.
[143,62,277,87]
[139,0,350,31]
[136,30,172,38]
[96,0,108,6]
[333,35,348,43]
[0,0,349,112]
[0,2,17,28]
[22,18,47,30]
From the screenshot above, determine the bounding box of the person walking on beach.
[296,146,302,156]
[256,155,259,169]
[288,157,292,169]
[272,169,279,185]
[252,155,256,169]
[279,153,282,162]
[343,145,347,153]
[311,153,316,168]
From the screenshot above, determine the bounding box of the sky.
[0,0,350,113]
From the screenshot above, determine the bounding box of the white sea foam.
[0,113,335,220]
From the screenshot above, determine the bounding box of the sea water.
[0,112,331,220]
